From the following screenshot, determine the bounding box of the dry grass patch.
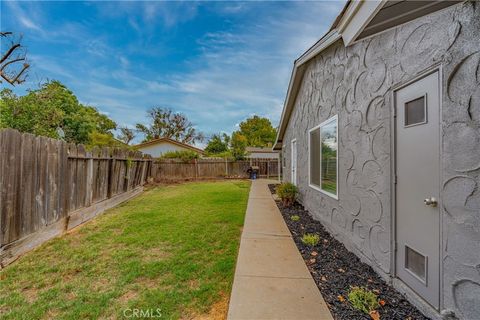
[184,293,230,320]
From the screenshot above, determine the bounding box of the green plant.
[290,215,300,221]
[347,287,380,314]
[301,233,320,247]
[276,182,298,207]
[160,150,199,161]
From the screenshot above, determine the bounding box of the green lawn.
[0,180,250,320]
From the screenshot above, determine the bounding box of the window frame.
[308,115,339,200]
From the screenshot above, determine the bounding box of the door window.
[405,95,426,126]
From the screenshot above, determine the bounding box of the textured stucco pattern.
[281,2,479,319]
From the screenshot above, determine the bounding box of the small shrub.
[205,150,233,159]
[290,215,300,221]
[276,182,298,207]
[160,150,199,161]
[347,287,379,314]
[301,233,320,247]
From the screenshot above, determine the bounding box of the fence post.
[107,150,115,198]
[141,159,147,185]
[267,160,269,179]
[86,151,93,206]
[194,158,198,180]
[225,158,228,176]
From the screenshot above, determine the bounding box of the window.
[405,95,426,126]
[309,115,338,198]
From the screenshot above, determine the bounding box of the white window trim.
[291,139,297,186]
[308,115,339,200]
[308,124,321,190]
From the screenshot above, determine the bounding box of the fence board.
[153,158,280,182]
[20,133,35,237]
[0,129,152,250]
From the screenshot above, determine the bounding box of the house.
[274,1,479,319]
[245,146,279,159]
[134,137,205,158]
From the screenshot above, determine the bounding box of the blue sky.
[1,1,345,144]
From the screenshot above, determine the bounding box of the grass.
[301,233,320,247]
[0,180,250,320]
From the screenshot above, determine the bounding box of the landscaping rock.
[268,184,430,320]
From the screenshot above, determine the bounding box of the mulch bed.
[268,184,429,320]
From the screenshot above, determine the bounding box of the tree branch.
[0,43,20,64]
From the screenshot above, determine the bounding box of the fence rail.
[0,129,152,265]
[152,158,281,182]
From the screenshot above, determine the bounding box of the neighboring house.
[274,1,479,319]
[134,137,205,158]
[246,147,279,159]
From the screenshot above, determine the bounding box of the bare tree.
[136,107,204,144]
[1,32,29,86]
[117,126,136,145]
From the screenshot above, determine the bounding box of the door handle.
[424,197,438,207]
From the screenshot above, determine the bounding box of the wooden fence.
[152,158,281,181]
[0,129,152,266]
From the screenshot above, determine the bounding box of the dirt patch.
[22,287,38,303]
[66,290,77,301]
[41,308,59,320]
[141,247,172,263]
[93,277,112,292]
[188,279,200,290]
[135,276,163,290]
[117,290,138,303]
[268,184,429,320]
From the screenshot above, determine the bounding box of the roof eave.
[274,0,386,149]
[274,29,341,148]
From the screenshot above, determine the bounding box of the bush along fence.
[0,129,152,267]
[152,158,281,182]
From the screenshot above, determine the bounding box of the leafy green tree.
[205,133,230,155]
[136,107,204,144]
[88,131,126,149]
[0,80,117,145]
[230,131,248,160]
[237,115,276,147]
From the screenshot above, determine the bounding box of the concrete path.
[227,179,333,320]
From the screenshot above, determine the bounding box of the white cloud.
[158,1,346,135]
[5,1,346,142]
[5,2,45,34]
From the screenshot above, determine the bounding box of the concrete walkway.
[227,179,333,320]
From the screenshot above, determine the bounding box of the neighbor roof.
[274,0,461,150]
[134,137,205,155]
[246,147,278,154]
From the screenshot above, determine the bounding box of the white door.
[395,71,440,309]
[291,139,297,185]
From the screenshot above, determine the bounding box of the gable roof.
[134,137,205,155]
[274,0,461,150]
[246,147,278,154]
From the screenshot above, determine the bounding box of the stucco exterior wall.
[281,2,479,319]
[137,142,194,158]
